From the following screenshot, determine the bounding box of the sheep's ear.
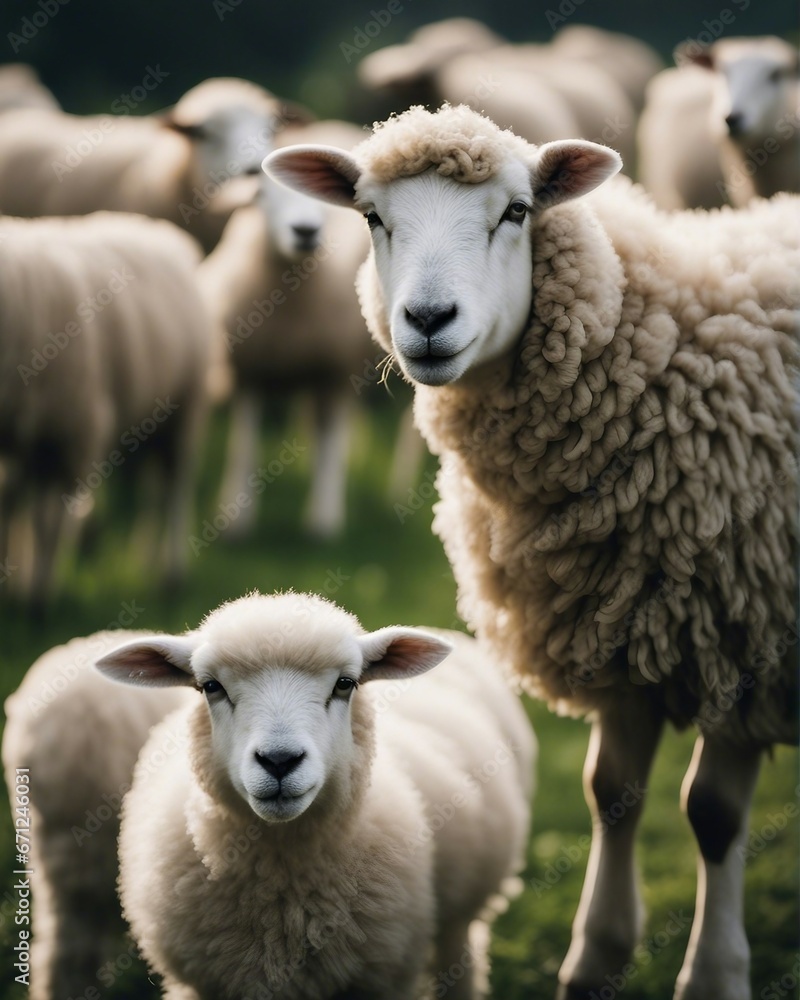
[160,110,208,140]
[263,145,361,208]
[531,140,622,210]
[673,41,715,70]
[95,636,197,688]
[357,628,453,682]
[277,100,317,126]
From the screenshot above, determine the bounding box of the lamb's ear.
[95,636,197,688]
[357,628,453,682]
[532,140,622,210]
[263,145,361,209]
[673,41,715,70]
[160,110,208,140]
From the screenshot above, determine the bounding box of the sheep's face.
[264,134,621,386]
[95,597,452,826]
[172,106,279,187]
[258,176,327,260]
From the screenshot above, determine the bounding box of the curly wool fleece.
[357,106,799,747]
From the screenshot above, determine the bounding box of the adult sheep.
[0,212,212,604]
[2,632,192,999]
[95,591,535,999]
[266,104,799,1000]
[0,77,293,252]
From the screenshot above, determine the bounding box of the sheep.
[0,211,212,604]
[637,66,728,210]
[198,120,371,539]
[266,104,800,1000]
[1,630,193,1000]
[357,18,636,163]
[0,77,290,253]
[94,591,536,999]
[0,63,59,113]
[677,36,799,206]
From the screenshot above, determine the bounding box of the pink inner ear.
[360,628,453,682]
[269,150,359,207]
[535,142,621,207]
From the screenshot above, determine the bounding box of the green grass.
[0,398,797,1000]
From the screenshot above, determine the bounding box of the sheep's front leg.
[216,391,262,540]
[305,389,351,539]
[557,690,664,1000]
[673,735,761,1000]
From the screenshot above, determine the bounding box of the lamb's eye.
[332,676,358,698]
[364,211,383,231]
[201,679,225,697]
[502,201,529,224]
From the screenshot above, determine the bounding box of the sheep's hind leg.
[304,388,351,539]
[216,391,262,540]
[557,690,664,1000]
[673,735,761,1000]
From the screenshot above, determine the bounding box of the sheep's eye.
[364,211,383,231]
[332,676,358,698]
[502,201,529,224]
[201,679,225,697]
[768,67,784,84]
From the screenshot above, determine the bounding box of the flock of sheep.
[1,16,798,1000]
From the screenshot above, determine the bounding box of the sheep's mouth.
[401,348,472,387]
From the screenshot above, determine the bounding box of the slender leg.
[386,403,427,505]
[216,391,262,540]
[29,489,65,610]
[557,691,665,999]
[161,393,209,579]
[304,389,351,539]
[673,736,761,1000]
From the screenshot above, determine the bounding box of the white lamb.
[266,104,799,1000]
[199,120,371,538]
[0,211,212,603]
[0,77,289,252]
[95,591,536,999]
[2,631,192,1000]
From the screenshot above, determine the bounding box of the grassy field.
[0,397,797,1000]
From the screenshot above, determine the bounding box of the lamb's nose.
[404,303,458,337]
[255,749,306,780]
[725,111,744,135]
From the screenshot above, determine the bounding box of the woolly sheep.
[0,211,212,603]
[679,36,799,206]
[2,631,192,1000]
[199,120,371,539]
[96,591,536,999]
[0,77,289,253]
[266,104,799,1000]
[0,63,59,113]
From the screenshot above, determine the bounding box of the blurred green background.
[0,1,798,998]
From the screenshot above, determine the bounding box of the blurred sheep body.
[0,211,212,603]
[0,63,59,113]
[0,77,284,252]
[1,632,192,1000]
[96,592,536,1000]
[199,120,371,538]
[266,104,799,1000]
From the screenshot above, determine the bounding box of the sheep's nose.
[255,749,306,780]
[725,111,744,135]
[404,303,458,337]
[292,224,320,249]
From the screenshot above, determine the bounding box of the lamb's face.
[355,161,535,385]
[713,52,798,140]
[190,641,365,824]
[175,105,279,186]
[258,175,327,260]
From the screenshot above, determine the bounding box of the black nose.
[244,165,262,176]
[255,749,305,780]
[404,303,458,337]
[725,112,744,135]
[292,224,320,248]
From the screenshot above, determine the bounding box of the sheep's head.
[264,105,620,387]
[256,171,328,259]
[96,593,451,825]
[677,37,799,141]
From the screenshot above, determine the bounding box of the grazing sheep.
[266,104,799,1000]
[1,631,192,1000]
[0,211,211,603]
[199,120,371,539]
[0,77,289,252]
[0,63,59,113]
[637,66,728,210]
[678,36,799,206]
[96,591,536,999]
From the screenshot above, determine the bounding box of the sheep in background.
[1,631,192,1000]
[199,120,371,539]
[0,77,293,252]
[0,63,59,113]
[96,591,535,999]
[267,104,799,1000]
[0,212,212,604]
[637,66,728,210]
